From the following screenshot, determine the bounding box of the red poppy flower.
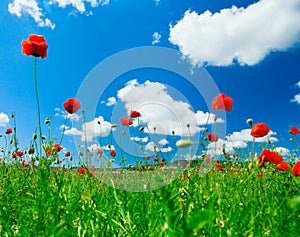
[12,153,17,159]
[289,126,300,135]
[110,150,116,157]
[212,93,233,112]
[63,98,81,114]
[96,149,103,156]
[46,144,63,155]
[160,162,165,166]
[154,157,159,162]
[257,174,265,178]
[5,128,12,134]
[21,160,29,167]
[276,161,290,172]
[16,151,24,157]
[251,123,270,138]
[65,151,71,157]
[215,162,224,171]
[146,156,151,161]
[206,133,219,142]
[258,149,283,165]
[22,34,48,59]
[120,116,133,127]
[130,110,141,118]
[292,162,300,176]
[78,167,87,174]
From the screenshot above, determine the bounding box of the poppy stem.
[59,113,68,145]
[33,57,43,155]
[250,137,255,166]
[82,110,89,165]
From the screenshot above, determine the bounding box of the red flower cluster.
[212,93,233,112]
[22,34,48,59]
[215,162,224,171]
[289,126,300,135]
[251,123,270,138]
[45,144,63,155]
[258,149,283,167]
[64,98,81,114]
[78,166,87,174]
[12,151,23,158]
[206,133,219,142]
[120,116,133,127]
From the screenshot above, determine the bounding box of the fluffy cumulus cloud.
[195,111,224,125]
[8,0,55,29]
[152,32,161,45]
[291,81,300,104]
[169,0,300,66]
[49,0,109,14]
[117,79,223,136]
[274,147,290,156]
[130,136,149,143]
[8,0,109,28]
[207,128,277,156]
[145,141,172,153]
[0,112,10,127]
[65,116,112,142]
[87,143,115,151]
[105,97,116,106]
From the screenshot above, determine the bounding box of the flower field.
[0,34,300,236]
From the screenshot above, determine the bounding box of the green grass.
[0,162,299,237]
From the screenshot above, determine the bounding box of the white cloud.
[159,139,168,146]
[49,0,109,14]
[145,141,172,153]
[130,136,149,143]
[195,111,224,126]
[8,0,55,29]
[295,81,300,88]
[169,0,300,66]
[65,116,112,142]
[88,143,115,151]
[207,128,278,156]
[0,113,9,127]
[274,147,290,156]
[152,32,161,45]
[228,129,277,143]
[117,79,223,136]
[291,94,300,104]
[106,97,116,106]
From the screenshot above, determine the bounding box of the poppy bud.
[45,118,50,124]
[28,147,35,154]
[247,119,253,125]
[111,124,118,128]
[33,133,38,140]
[176,139,194,148]
[139,126,145,132]
[41,135,46,140]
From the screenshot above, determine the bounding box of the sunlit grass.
[0,161,299,236]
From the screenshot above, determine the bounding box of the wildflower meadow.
[0,34,300,237]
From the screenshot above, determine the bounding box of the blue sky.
[1,0,300,165]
